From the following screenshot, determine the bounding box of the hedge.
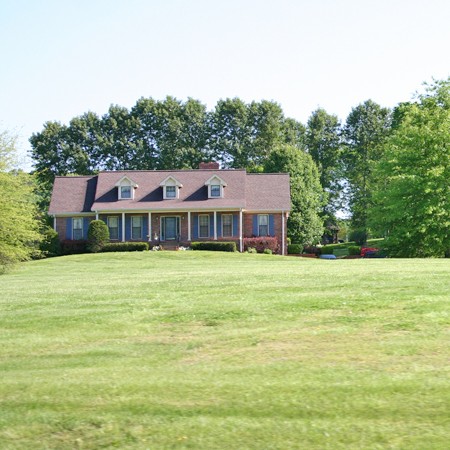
[60,240,88,255]
[101,242,149,252]
[190,241,237,252]
[243,237,278,254]
[287,243,303,254]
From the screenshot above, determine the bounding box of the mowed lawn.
[0,252,449,449]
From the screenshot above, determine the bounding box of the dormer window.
[210,185,221,197]
[160,176,183,200]
[115,176,138,200]
[205,175,227,199]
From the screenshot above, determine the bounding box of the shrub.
[302,245,321,256]
[320,245,335,255]
[348,245,361,256]
[287,244,303,254]
[60,240,88,255]
[101,242,148,252]
[247,247,257,254]
[190,241,237,252]
[243,237,278,254]
[349,229,367,245]
[263,248,273,255]
[87,220,110,253]
[40,227,61,257]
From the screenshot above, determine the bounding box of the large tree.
[342,100,391,239]
[305,108,343,216]
[0,131,42,271]
[264,144,325,245]
[370,78,450,257]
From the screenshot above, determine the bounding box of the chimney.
[199,161,220,170]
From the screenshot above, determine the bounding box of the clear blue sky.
[1,0,449,168]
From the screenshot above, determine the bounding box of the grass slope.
[0,252,449,449]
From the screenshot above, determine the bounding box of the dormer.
[115,176,138,200]
[205,175,227,199]
[160,176,183,200]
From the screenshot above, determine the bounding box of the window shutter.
[269,215,275,236]
[125,216,131,241]
[253,215,258,236]
[209,213,214,237]
[233,214,238,237]
[83,218,90,239]
[193,215,198,239]
[66,218,72,240]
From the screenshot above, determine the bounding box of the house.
[48,162,291,254]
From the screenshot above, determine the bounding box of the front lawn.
[0,252,448,449]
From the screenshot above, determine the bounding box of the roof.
[48,169,291,214]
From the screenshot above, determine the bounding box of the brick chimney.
[199,161,220,170]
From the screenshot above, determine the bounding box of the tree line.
[1,77,447,271]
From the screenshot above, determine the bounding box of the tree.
[264,144,325,245]
[305,108,343,216]
[370,78,450,257]
[342,100,391,239]
[0,131,42,271]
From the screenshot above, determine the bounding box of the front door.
[163,217,178,241]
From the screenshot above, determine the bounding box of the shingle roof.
[48,170,291,214]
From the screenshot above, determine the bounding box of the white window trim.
[221,214,233,237]
[198,214,210,238]
[107,216,119,240]
[160,176,183,200]
[131,216,143,240]
[205,175,227,199]
[115,176,138,200]
[119,185,132,200]
[258,214,269,237]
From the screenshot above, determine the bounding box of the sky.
[1,0,449,169]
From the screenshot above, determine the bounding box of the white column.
[188,211,191,241]
[214,211,217,240]
[239,209,243,252]
[95,211,99,220]
[148,212,152,241]
[122,212,125,242]
[281,211,285,256]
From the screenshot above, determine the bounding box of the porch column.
[188,211,191,241]
[281,210,285,256]
[239,209,243,252]
[213,211,217,240]
[53,215,56,230]
[148,212,152,241]
[95,211,99,220]
[121,212,125,242]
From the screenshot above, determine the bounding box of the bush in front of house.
[190,241,237,252]
[287,243,303,254]
[243,237,278,254]
[302,245,321,256]
[247,247,257,254]
[101,242,149,252]
[87,220,110,253]
[40,227,61,257]
[61,240,88,255]
[263,248,273,255]
[320,245,335,255]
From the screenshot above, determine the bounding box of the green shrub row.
[287,244,303,254]
[60,240,88,255]
[191,241,237,252]
[101,242,149,252]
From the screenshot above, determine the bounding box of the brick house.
[48,162,291,254]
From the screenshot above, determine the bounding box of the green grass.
[0,252,449,449]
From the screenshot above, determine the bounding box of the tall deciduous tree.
[0,131,42,271]
[305,108,343,215]
[264,145,325,245]
[370,78,450,257]
[342,100,391,238]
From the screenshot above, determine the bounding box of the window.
[108,217,119,240]
[73,218,83,240]
[210,185,221,197]
[120,185,131,199]
[222,214,233,237]
[131,216,142,240]
[258,214,269,237]
[165,185,176,198]
[199,215,210,238]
